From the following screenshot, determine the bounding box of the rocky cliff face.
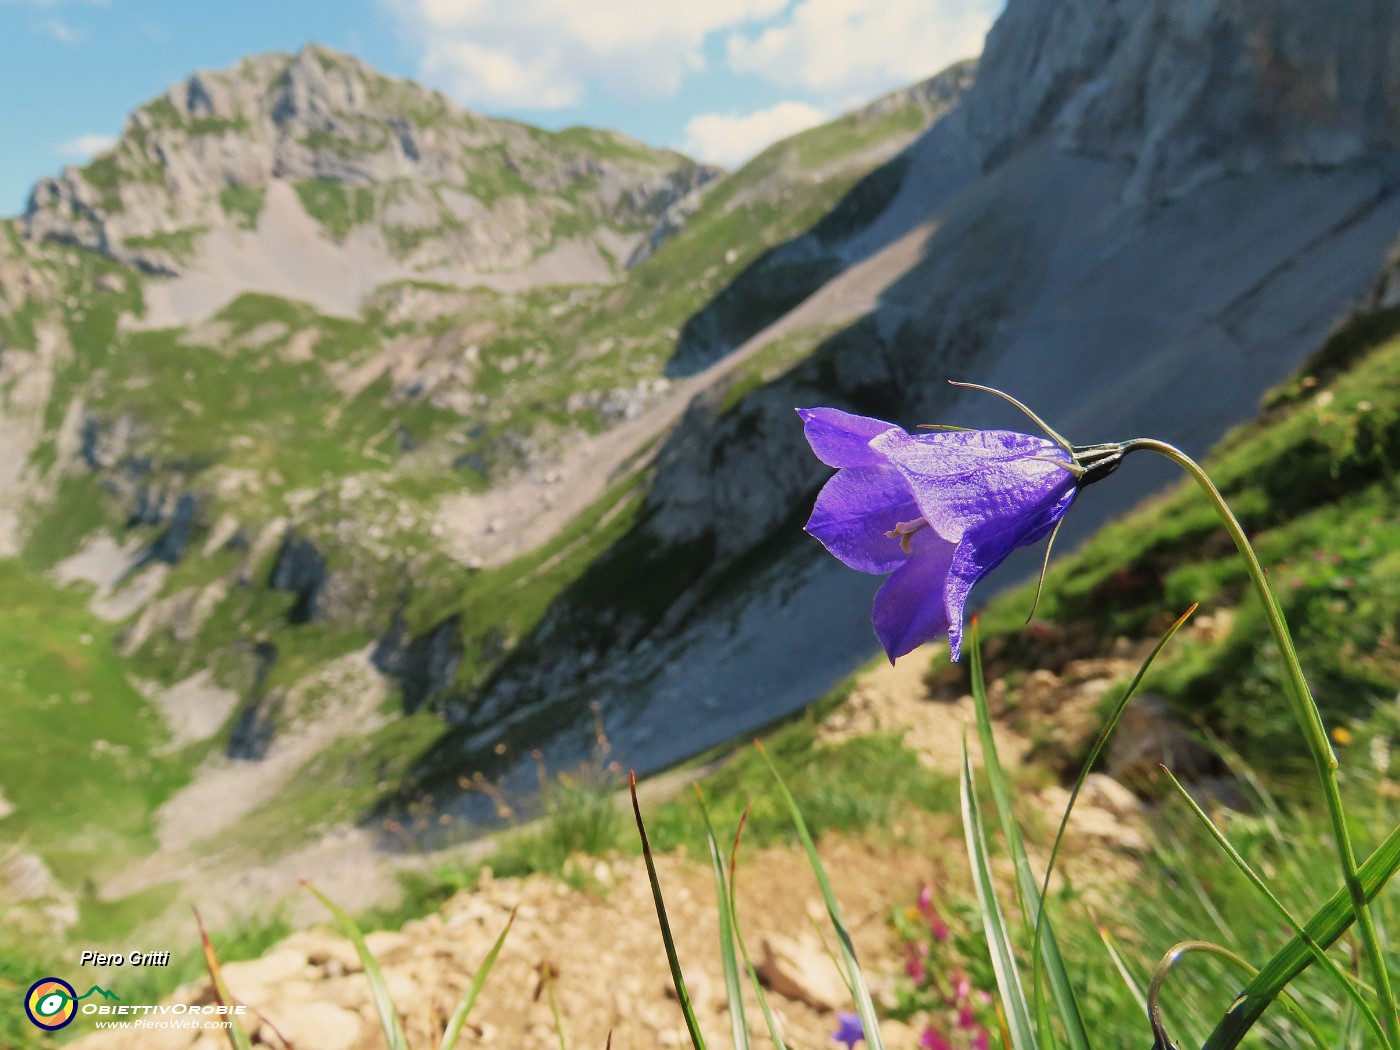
[640,0,1400,562]
[964,0,1400,201]
[23,46,717,287]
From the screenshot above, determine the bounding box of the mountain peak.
[22,47,716,305]
[119,46,386,147]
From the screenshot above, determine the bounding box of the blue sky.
[0,0,1000,217]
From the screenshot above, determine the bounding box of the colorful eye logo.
[25,977,77,1030]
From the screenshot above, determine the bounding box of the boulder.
[263,1001,363,1050]
[755,931,847,1012]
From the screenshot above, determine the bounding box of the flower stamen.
[885,517,930,554]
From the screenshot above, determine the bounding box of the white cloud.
[43,15,74,41]
[682,101,828,167]
[727,0,994,101]
[422,37,579,108]
[389,0,788,108]
[56,133,117,160]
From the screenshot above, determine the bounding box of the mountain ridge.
[22,44,718,320]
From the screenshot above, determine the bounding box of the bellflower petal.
[797,407,900,467]
[800,406,1087,663]
[944,485,1076,660]
[872,528,956,661]
[806,464,922,574]
[870,428,1074,541]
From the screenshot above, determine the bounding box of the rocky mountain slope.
[400,0,1400,816]
[0,48,971,943]
[24,45,717,323]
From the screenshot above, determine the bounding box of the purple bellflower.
[799,398,1124,663]
[832,1011,865,1049]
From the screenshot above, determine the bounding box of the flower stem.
[1125,438,1396,1040]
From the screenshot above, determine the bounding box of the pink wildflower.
[905,942,928,984]
[951,972,972,1002]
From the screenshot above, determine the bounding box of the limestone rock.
[219,946,309,1003]
[277,928,363,975]
[1,851,63,902]
[362,929,413,964]
[263,1000,363,1050]
[755,931,847,1012]
[1358,233,1400,313]
[1038,773,1150,855]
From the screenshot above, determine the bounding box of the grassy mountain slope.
[967,297,1400,771]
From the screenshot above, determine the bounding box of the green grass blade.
[301,880,410,1050]
[967,619,1090,1050]
[756,741,885,1050]
[1133,438,1399,1045]
[1023,604,1195,1044]
[630,772,708,1050]
[1203,822,1400,1049]
[810,920,858,1003]
[1031,604,1195,921]
[439,908,516,1050]
[959,741,1036,1050]
[194,909,255,1050]
[694,787,750,1050]
[727,805,792,1050]
[1095,919,1150,1021]
[544,964,569,1050]
[1151,941,1329,1050]
[1343,989,1364,1050]
[1159,766,1391,1049]
[1166,825,1241,944]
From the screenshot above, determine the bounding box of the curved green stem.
[1126,438,1396,1041]
[1149,940,1330,1050]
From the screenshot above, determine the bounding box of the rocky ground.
[74,837,939,1050]
[69,631,1171,1050]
